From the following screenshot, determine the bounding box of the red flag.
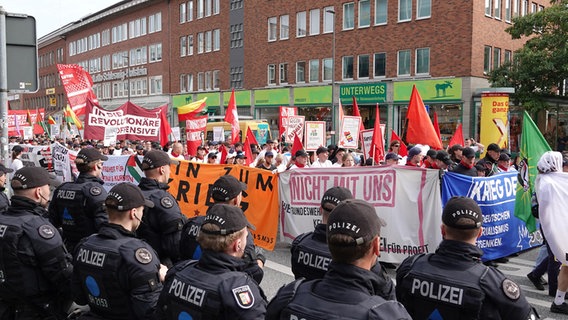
[338,100,345,127]
[26,109,33,126]
[391,130,408,157]
[246,127,259,147]
[433,111,442,146]
[177,98,207,121]
[291,133,304,157]
[219,144,228,164]
[405,85,443,149]
[243,135,254,166]
[57,64,98,116]
[352,96,365,132]
[159,105,172,147]
[370,104,384,163]
[224,89,240,144]
[448,123,465,148]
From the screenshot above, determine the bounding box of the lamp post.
[326,9,337,143]
[123,54,130,102]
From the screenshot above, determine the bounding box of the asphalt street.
[261,241,566,320]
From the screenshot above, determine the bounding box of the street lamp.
[326,9,337,143]
[123,54,130,102]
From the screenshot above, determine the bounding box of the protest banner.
[168,162,279,250]
[186,116,207,156]
[51,142,77,183]
[279,166,443,263]
[441,171,542,261]
[480,92,509,156]
[279,106,297,140]
[8,109,45,136]
[304,121,326,151]
[361,129,374,160]
[286,116,305,145]
[339,116,361,149]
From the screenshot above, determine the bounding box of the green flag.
[515,111,551,232]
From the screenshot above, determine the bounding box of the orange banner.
[168,161,279,250]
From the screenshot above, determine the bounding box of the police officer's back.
[179,175,265,283]
[49,148,108,252]
[0,167,73,319]
[267,199,411,320]
[396,196,538,319]
[158,204,267,319]
[0,164,14,213]
[72,183,165,319]
[136,150,186,267]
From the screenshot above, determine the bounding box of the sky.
[1,0,120,38]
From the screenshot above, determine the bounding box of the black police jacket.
[0,196,73,317]
[290,224,396,300]
[72,223,162,320]
[157,249,267,320]
[0,187,9,213]
[396,240,538,320]
[48,173,108,252]
[179,215,264,284]
[137,177,187,267]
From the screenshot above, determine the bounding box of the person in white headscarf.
[536,151,568,314]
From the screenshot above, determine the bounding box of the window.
[213,0,220,14]
[513,0,519,17]
[280,63,288,83]
[397,50,410,76]
[374,53,386,77]
[149,43,162,62]
[268,64,276,84]
[205,0,212,16]
[213,29,220,51]
[102,29,110,46]
[180,3,187,23]
[531,2,537,13]
[180,36,187,56]
[358,55,370,78]
[310,9,320,35]
[375,0,388,25]
[102,55,111,71]
[323,58,332,81]
[359,0,371,27]
[521,0,527,16]
[149,76,162,95]
[180,74,188,92]
[494,0,502,19]
[198,72,204,90]
[197,0,204,18]
[188,35,194,55]
[205,71,211,90]
[343,56,354,79]
[205,30,212,52]
[485,0,493,16]
[268,17,277,41]
[230,23,243,48]
[128,18,146,38]
[416,48,430,74]
[130,46,147,65]
[484,45,492,73]
[505,0,512,22]
[297,11,307,37]
[149,13,161,33]
[493,47,501,69]
[188,1,194,21]
[399,0,411,21]
[504,50,512,63]
[417,0,431,19]
[280,15,289,39]
[343,3,355,30]
[187,74,194,92]
[309,59,319,82]
[296,61,306,83]
[213,70,219,89]
[323,7,334,33]
[198,32,204,53]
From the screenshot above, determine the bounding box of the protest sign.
[339,116,361,149]
[286,116,305,144]
[304,121,326,151]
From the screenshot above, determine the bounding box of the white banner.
[100,155,139,191]
[339,116,361,149]
[286,116,305,144]
[104,126,119,147]
[279,166,443,263]
[304,121,326,151]
[51,142,77,183]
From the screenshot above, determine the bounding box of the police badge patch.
[90,186,102,196]
[38,224,55,239]
[502,279,521,300]
[232,285,255,309]
[135,248,153,264]
[160,197,173,208]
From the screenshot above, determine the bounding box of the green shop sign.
[254,88,289,106]
[393,78,462,102]
[340,83,387,104]
[172,94,193,109]
[196,92,220,107]
[294,86,332,105]
[222,90,251,106]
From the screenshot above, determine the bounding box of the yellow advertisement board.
[480,93,509,155]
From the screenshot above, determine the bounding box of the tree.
[489,0,568,113]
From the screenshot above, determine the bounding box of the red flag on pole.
[391,130,408,157]
[405,85,443,149]
[433,111,442,146]
[370,104,384,163]
[243,135,254,166]
[219,144,228,164]
[158,105,172,147]
[291,133,304,157]
[57,64,98,116]
[352,96,365,131]
[246,127,259,147]
[224,89,240,144]
[448,123,465,148]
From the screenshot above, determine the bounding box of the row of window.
[179,0,220,23]
[485,0,545,22]
[38,48,64,68]
[179,70,220,92]
[483,46,513,74]
[180,29,221,56]
[70,44,163,75]
[39,73,61,90]
[93,76,163,99]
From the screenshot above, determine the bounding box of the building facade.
[14,0,549,150]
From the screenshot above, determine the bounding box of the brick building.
[13,0,549,149]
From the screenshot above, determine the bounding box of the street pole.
[0,7,9,165]
[327,9,336,144]
[123,54,130,102]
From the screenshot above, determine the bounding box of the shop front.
[339,82,388,136]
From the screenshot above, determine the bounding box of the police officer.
[267,199,411,320]
[179,174,265,283]
[137,150,186,267]
[396,196,538,319]
[0,164,14,212]
[157,204,267,319]
[72,182,165,319]
[0,167,73,319]
[49,147,108,253]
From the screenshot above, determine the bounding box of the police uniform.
[137,177,187,266]
[72,223,162,319]
[157,249,266,319]
[266,262,410,320]
[396,240,538,319]
[0,195,73,319]
[0,189,9,213]
[49,174,108,252]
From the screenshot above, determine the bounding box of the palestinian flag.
[125,154,144,184]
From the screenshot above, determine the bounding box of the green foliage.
[489,1,568,112]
